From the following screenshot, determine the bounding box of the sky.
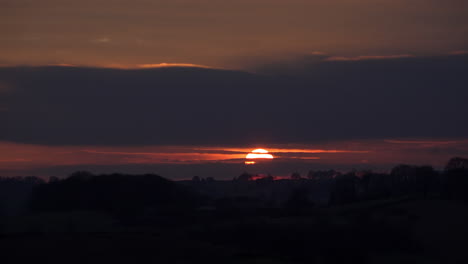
[2,0,468,68]
[1,0,468,179]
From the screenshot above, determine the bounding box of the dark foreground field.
[2,198,468,264]
[2,161,468,264]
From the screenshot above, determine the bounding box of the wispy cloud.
[325,54,415,61]
[385,139,460,144]
[449,50,468,55]
[0,158,30,163]
[137,63,213,69]
[92,37,111,43]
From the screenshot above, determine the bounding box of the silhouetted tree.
[69,171,94,180]
[445,157,468,171]
[391,164,438,198]
[390,164,413,196]
[192,176,201,182]
[414,166,438,198]
[307,170,340,180]
[237,172,252,182]
[331,173,358,204]
[205,177,215,182]
[290,172,302,180]
[444,157,468,201]
[255,174,274,184]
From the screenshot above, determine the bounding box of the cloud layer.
[1,54,467,146]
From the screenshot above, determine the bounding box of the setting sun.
[245,148,274,161]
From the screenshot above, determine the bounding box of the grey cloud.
[1,54,467,146]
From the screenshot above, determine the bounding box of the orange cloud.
[196,147,370,154]
[0,63,218,70]
[81,149,245,163]
[137,63,213,69]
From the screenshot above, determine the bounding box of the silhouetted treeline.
[199,157,468,208]
[29,172,205,219]
[330,157,468,205]
[0,157,467,219]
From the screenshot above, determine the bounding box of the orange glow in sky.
[2,140,468,177]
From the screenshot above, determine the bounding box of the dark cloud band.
[1,54,467,146]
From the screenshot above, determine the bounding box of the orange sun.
[245,148,274,164]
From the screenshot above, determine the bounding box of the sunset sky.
[1,0,468,179]
[2,0,468,68]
